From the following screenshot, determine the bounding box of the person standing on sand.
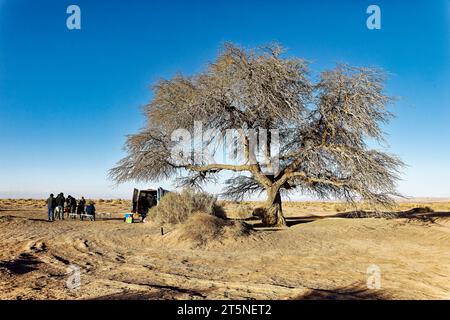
[46,193,55,221]
[54,194,60,220]
[85,201,96,221]
[66,195,75,215]
[65,195,71,208]
[55,193,65,220]
[77,197,86,217]
[69,196,77,215]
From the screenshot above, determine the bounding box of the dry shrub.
[0,200,11,209]
[252,207,266,218]
[32,202,42,208]
[177,213,227,245]
[234,203,253,219]
[222,220,254,239]
[149,189,224,225]
[333,203,349,213]
[165,212,253,247]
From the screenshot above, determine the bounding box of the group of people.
[46,193,96,222]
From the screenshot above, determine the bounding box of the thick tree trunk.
[263,188,286,227]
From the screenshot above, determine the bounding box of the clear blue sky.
[0,0,449,199]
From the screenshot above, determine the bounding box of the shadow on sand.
[0,253,42,275]
[91,284,212,300]
[284,208,450,227]
[292,284,391,300]
[92,285,390,300]
[231,208,450,229]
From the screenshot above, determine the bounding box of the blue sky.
[0,0,449,199]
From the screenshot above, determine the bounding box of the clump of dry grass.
[332,203,349,213]
[222,219,254,239]
[163,212,253,248]
[233,203,253,219]
[149,191,252,247]
[252,207,266,218]
[176,213,227,245]
[149,189,224,225]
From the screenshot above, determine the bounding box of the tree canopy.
[110,43,404,226]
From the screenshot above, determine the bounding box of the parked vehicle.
[131,187,169,221]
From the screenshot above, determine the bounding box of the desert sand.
[0,199,449,300]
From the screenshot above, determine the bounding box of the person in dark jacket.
[139,196,150,221]
[85,201,96,221]
[66,195,76,215]
[55,193,65,220]
[46,194,55,221]
[70,196,77,214]
[77,197,86,217]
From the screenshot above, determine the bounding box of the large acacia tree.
[110,43,403,226]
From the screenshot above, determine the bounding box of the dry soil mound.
[156,213,253,248]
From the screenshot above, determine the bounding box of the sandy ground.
[0,199,449,300]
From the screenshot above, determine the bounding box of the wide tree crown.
[110,43,403,207]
